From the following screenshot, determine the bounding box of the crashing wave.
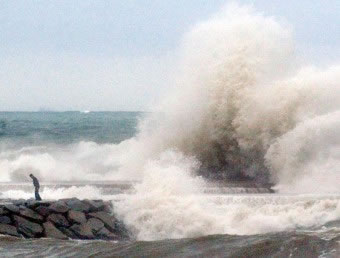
[114,3,340,193]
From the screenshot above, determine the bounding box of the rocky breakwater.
[0,198,129,240]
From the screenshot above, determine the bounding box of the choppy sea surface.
[0,111,140,146]
[0,112,339,257]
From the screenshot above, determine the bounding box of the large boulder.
[83,199,106,212]
[65,198,91,213]
[70,223,94,239]
[0,216,11,224]
[113,220,130,239]
[86,218,104,234]
[0,207,9,216]
[12,199,26,206]
[0,224,20,237]
[19,208,44,222]
[14,215,43,238]
[96,227,117,240]
[4,204,20,214]
[48,201,69,213]
[47,214,70,227]
[27,200,50,210]
[35,206,50,217]
[43,222,68,240]
[68,210,86,224]
[59,227,78,239]
[102,201,113,212]
[88,211,116,231]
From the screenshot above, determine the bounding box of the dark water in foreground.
[1,230,339,258]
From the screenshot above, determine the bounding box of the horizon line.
[0,110,150,113]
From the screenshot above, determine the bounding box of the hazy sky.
[1,0,340,111]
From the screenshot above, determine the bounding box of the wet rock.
[47,214,70,227]
[12,199,26,206]
[68,210,86,224]
[59,227,78,239]
[25,200,38,208]
[0,207,9,216]
[0,224,20,237]
[48,201,69,213]
[0,198,129,241]
[88,211,116,231]
[83,199,106,212]
[86,218,104,234]
[19,208,44,222]
[103,201,113,212]
[43,222,68,240]
[65,198,91,213]
[114,220,130,239]
[96,227,118,240]
[35,206,50,217]
[27,200,50,209]
[18,205,26,210]
[0,216,11,224]
[4,204,20,214]
[14,215,43,238]
[70,223,94,239]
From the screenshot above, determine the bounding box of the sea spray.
[114,3,340,192]
[114,151,227,240]
[113,3,340,240]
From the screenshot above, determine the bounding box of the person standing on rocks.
[29,174,42,201]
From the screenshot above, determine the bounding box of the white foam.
[114,155,340,240]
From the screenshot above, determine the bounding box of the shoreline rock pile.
[0,198,129,240]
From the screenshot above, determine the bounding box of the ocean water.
[0,111,140,146]
[1,3,340,257]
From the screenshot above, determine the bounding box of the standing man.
[29,174,42,201]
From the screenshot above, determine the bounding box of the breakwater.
[0,198,128,240]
